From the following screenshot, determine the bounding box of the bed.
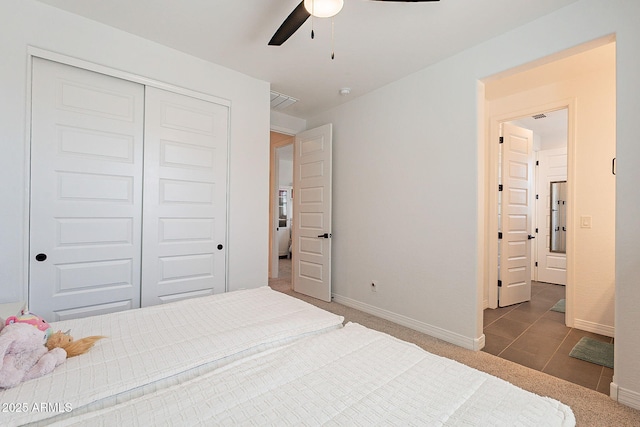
[48,322,574,426]
[0,287,344,427]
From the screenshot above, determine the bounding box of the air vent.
[270,91,298,110]
[532,113,547,120]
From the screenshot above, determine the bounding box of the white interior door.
[141,87,229,306]
[293,124,332,302]
[499,123,534,307]
[536,147,567,285]
[29,58,144,320]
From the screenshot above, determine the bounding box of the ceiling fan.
[269,0,441,46]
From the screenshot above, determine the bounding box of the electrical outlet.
[370,280,378,292]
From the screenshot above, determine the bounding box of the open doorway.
[480,39,616,393]
[269,131,294,283]
[495,109,568,309]
[269,125,334,301]
[511,109,568,288]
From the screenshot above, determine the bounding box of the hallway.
[483,281,613,394]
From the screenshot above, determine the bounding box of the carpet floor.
[269,274,640,426]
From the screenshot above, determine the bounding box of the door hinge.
[536,194,539,199]
[535,228,538,233]
[498,184,503,192]
[499,137,504,144]
[535,261,538,267]
[498,232,503,240]
[498,280,502,287]
[536,160,539,166]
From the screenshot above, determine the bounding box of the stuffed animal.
[5,312,52,339]
[0,323,66,388]
[46,330,105,358]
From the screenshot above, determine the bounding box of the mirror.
[550,181,567,253]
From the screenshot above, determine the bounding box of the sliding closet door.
[29,58,144,321]
[141,87,229,306]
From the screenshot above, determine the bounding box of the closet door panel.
[29,58,144,321]
[141,87,228,306]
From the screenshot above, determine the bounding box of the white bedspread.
[0,287,343,427]
[52,322,575,427]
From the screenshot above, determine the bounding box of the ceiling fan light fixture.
[303,0,344,18]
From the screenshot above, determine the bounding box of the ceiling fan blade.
[268,1,311,46]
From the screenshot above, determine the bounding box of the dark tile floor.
[483,281,614,394]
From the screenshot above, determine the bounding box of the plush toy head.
[5,313,52,339]
[46,331,73,349]
[46,330,105,358]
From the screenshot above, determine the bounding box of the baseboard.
[611,382,640,410]
[610,382,618,401]
[573,318,615,338]
[331,293,481,350]
[474,333,486,351]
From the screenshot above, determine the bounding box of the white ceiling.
[37,0,580,118]
[511,108,567,143]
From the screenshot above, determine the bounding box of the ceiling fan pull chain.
[331,17,335,59]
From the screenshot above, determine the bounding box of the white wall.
[271,111,307,135]
[279,159,293,188]
[310,54,482,348]
[486,50,616,337]
[539,133,568,151]
[308,0,640,408]
[0,0,271,302]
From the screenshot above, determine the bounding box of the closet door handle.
[317,233,331,239]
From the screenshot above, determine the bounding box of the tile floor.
[483,281,614,394]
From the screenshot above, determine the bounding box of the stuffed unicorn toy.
[5,314,52,337]
[5,308,53,339]
[0,323,66,388]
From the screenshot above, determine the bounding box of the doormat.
[550,299,565,313]
[569,337,614,369]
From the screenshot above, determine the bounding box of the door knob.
[317,233,331,239]
[528,235,536,240]
[217,244,223,250]
[35,253,47,262]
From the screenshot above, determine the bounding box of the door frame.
[484,98,576,327]
[24,47,232,304]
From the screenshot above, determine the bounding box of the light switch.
[580,215,592,228]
